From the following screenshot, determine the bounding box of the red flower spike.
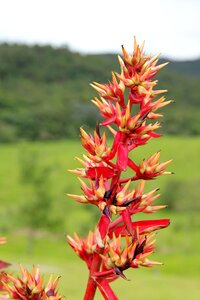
[67,38,173,300]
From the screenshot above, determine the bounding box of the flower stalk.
[67,37,172,299]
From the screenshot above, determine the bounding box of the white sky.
[0,0,199,60]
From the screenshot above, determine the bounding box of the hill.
[0,43,199,142]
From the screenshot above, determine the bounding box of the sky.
[0,0,199,60]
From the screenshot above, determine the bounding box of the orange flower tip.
[90,84,104,94]
[66,234,72,241]
[80,127,87,135]
[153,89,168,96]
[118,55,125,67]
[140,40,145,52]
[66,193,75,198]
[90,82,95,88]
[107,125,117,135]
[156,62,169,71]
[68,169,76,174]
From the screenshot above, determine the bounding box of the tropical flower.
[128,151,172,180]
[99,233,159,279]
[67,38,172,300]
[2,265,62,300]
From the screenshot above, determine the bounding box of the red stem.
[83,171,122,299]
[83,253,102,300]
[119,175,137,184]
[97,278,119,300]
[83,214,110,300]
[109,216,123,230]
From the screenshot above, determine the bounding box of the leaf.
[109,219,170,237]
[87,167,115,180]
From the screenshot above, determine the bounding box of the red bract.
[67,38,172,300]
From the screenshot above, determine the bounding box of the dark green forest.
[0,43,199,142]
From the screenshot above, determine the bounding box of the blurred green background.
[0,44,200,299]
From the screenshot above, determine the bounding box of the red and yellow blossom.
[128,151,172,180]
[80,126,113,163]
[100,233,159,277]
[67,229,106,269]
[91,72,125,108]
[2,265,62,300]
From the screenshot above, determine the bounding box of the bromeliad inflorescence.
[2,265,62,300]
[0,237,63,299]
[67,38,172,300]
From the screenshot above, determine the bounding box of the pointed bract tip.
[114,267,129,280]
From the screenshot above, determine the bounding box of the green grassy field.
[1,210,200,300]
[0,136,200,299]
[0,135,200,205]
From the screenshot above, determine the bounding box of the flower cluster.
[67,38,172,300]
[2,265,62,300]
[0,237,11,297]
[0,238,62,300]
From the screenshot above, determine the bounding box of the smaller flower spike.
[2,265,62,300]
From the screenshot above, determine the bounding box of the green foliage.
[0,137,199,236]
[163,178,200,211]
[18,144,64,232]
[0,43,200,142]
[0,137,199,297]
